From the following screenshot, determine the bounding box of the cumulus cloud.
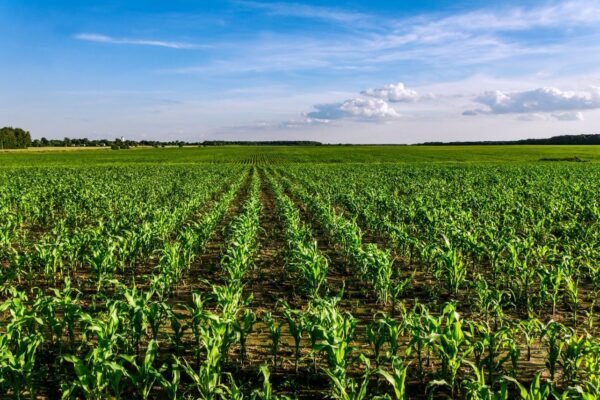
[306,98,400,121]
[361,82,424,102]
[464,87,600,119]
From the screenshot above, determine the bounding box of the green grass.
[1,145,600,166]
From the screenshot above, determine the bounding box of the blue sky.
[1,0,600,143]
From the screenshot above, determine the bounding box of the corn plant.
[221,372,245,400]
[541,320,566,381]
[157,360,181,400]
[281,301,305,373]
[470,321,509,386]
[564,273,580,326]
[176,310,233,399]
[435,244,467,297]
[377,355,409,400]
[430,303,472,397]
[290,242,329,298]
[263,311,283,371]
[62,304,126,399]
[251,364,292,400]
[541,264,564,316]
[121,339,166,400]
[0,329,43,400]
[367,317,388,366]
[406,303,438,383]
[462,362,508,400]
[505,326,521,378]
[389,269,414,317]
[325,354,372,400]
[48,277,82,352]
[472,275,506,327]
[381,313,403,359]
[168,309,188,356]
[519,318,541,362]
[560,333,589,385]
[0,288,47,400]
[234,308,256,366]
[114,284,154,354]
[503,373,551,400]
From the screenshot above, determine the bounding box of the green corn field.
[0,146,599,399]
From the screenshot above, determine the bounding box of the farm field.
[1,146,599,399]
[2,144,600,166]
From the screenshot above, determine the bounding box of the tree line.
[29,137,189,148]
[417,133,600,146]
[0,127,32,149]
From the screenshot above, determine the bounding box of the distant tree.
[0,127,32,149]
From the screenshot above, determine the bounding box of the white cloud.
[404,1,600,35]
[361,82,426,102]
[74,33,197,49]
[552,111,584,121]
[167,1,600,77]
[516,113,548,121]
[464,87,600,116]
[306,98,400,121]
[236,1,368,24]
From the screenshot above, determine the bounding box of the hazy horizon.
[2,1,600,144]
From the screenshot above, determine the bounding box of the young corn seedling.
[251,364,292,400]
[49,277,81,352]
[367,317,388,366]
[291,242,329,298]
[470,321,509,386]
[177,311,233,400]
[436,245,467,297]
[306,297,359,397]
[0,330,43,400]
[462,361,509,400]
[503,373,551,400]
[564,273,580,327]
[187,292,207,367]
[168,309,188,357]
[263,311,283,371]
[86,242,118,291]
[115,284,154,354]
[62,304,127,399]
[472,275,506,328]
[325,354,372,400]
[431,303,472,397]
[157,360,181,400]
[234,308,256,366]
[505,327,521,378]
[281,301,305,373]
[121,339,166,400]
[382,313,403,359]
[542,264,563,316]
[541,320,566,382]
[406,303,438,383]
[146,300,169,342]
[377,355,409,400]
[519,318,541,362]
[221,372,245,400]
[559,333,589,385]
[390,269,414,317]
